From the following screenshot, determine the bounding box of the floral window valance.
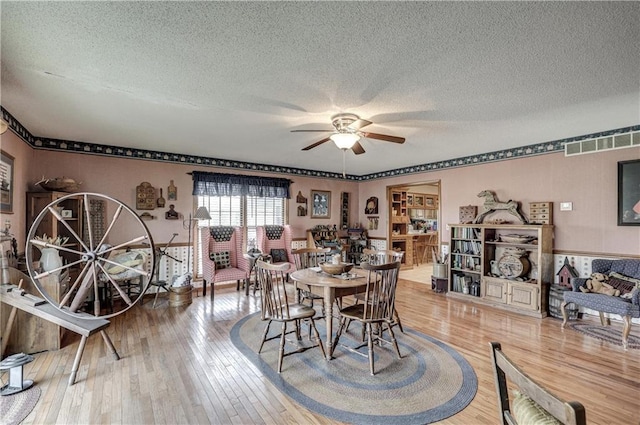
[192,171,291,199]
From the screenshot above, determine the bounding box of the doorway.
[387,180,440,284]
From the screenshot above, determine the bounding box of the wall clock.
[497,250,530,278]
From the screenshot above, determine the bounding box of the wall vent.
[565,130,640,156]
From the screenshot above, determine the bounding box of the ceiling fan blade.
[302,137,331,151]
[351,141,366,155]
[347,119,372,131]
[361,132,405,144]
[291,129,332,133]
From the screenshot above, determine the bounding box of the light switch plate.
[560,202,573,211]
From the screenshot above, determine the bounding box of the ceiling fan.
[292,113,405,155]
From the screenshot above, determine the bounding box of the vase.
[40,247,63,276]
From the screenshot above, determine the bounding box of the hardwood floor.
[12,279,640,425]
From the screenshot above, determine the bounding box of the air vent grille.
[565,131,639,156]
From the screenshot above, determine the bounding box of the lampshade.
[0,120,8,135]
[193,206,211,220]
[330,132,360,150]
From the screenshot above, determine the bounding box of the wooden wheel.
[26,192,155,319]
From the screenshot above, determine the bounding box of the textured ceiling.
[1,2,639,175]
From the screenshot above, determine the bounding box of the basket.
[500,234,536,244]
[37,177,81,192]
[319,262,354,275]
[169,285,193,307]
[548,284,578,320]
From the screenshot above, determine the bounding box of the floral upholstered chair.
[201,226,249,300]
[256,225,295,271]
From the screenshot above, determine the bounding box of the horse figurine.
[474,190,528,224]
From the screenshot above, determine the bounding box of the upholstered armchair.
[256,225,295,270]
[201,226,249,300]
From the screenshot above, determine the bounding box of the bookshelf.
[448,223,553,318]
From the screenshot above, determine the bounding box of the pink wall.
[1,131,34,248]
[25,149,359,246]
[5,134,640,257]
[358,148,640,256]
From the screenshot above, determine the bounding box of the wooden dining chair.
[256,260,326,373]
[291,247,331,309]
[332,261,403,375]
[357,248,405,333]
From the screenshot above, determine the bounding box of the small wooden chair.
[333,261,403,375]
[256,260,326,373]
[357,248,404,332]
[291,247,331,309]
[490,342,586,425]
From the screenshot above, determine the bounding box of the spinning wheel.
[148,232,182,308]
[25,193,155,320]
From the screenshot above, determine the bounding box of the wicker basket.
[169,285,193,307]
[37,177,81,192]
[548,284,578,320]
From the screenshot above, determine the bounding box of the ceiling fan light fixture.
[330,132,360,150]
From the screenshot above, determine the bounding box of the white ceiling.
[2,2,639,176]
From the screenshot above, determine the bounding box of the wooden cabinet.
[448,224,553,318]
[27,192,84,274]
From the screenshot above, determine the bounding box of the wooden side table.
[431,276,448,293]
[243,252,271,295]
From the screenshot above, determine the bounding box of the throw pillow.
[270,248,288,263]
[512,390,561,425]
[210,251,231,269]
[609,272,640,287]
[607,276,636,296]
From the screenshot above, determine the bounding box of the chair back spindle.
[362,261,401,322]
[256,260,292,321]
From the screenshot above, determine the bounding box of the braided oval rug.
[230,312,477,425]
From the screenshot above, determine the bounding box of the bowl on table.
[319,262,354,275]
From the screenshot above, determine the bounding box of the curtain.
[192,171,291,199]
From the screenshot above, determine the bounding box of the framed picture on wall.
[311,190,331,219]
[618,159,640,226]
[365,197,378,215]
[0,150,14,213]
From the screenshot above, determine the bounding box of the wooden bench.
[490,342,586,425]
[1,283,120,386]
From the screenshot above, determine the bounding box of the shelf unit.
[408,192,439,262]
[389,189,409,266]
[27,192,84,277]
[339,228,369,265]
[448,223,553,318]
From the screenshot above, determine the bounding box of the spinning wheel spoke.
[26,193,155,320]
[82,193,96,251]
[59,261,93,308]
[47,205,91,253]
[96,204,124,249]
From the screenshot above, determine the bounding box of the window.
[195,194,286,276]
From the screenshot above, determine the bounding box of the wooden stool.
[412,238,420,265]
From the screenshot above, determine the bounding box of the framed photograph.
[365,196,378,215]
[311,190,331,219]
[0,150,14,214]
[618,159,640,226]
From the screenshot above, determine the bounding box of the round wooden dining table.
[289,267,368,359]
